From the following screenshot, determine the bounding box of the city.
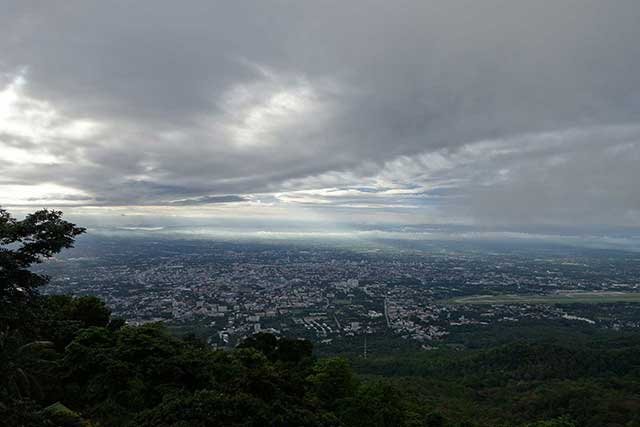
[39,236,640,351]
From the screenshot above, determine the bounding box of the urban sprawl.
[41,237,640,349]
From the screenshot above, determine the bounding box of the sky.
[1,1,640,245]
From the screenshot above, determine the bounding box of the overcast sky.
[1,1,640,236]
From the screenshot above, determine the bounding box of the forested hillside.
[4,294,640,426]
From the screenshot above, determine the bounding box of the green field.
[443,291,640,305]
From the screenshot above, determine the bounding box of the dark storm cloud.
[1,0,640,227]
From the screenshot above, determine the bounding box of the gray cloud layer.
[1,1,639,228]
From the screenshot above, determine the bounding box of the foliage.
[0,208,85,308]
[5,295,640,427]
[523,417,576,427]
[42,401,86,427]
[307,357,356,409]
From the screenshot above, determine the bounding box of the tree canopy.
[0,208,85,308]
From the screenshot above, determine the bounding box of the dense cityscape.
[39,235,640,351]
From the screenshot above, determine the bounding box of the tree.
[63,296,112,329]
[275,337,313,365]
[424,412,446,427]
[237,332,279,358]
[340,381,407,427]
[524,417,576,427]
[307,357,356,409]
[238,332,313,365]
[0,208,85,423]
[0,208,85,309]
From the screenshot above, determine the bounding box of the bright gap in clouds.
[0,71,103,205]
[0,183,91,205]
[218,72,336,149]
[0,72,101,143]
